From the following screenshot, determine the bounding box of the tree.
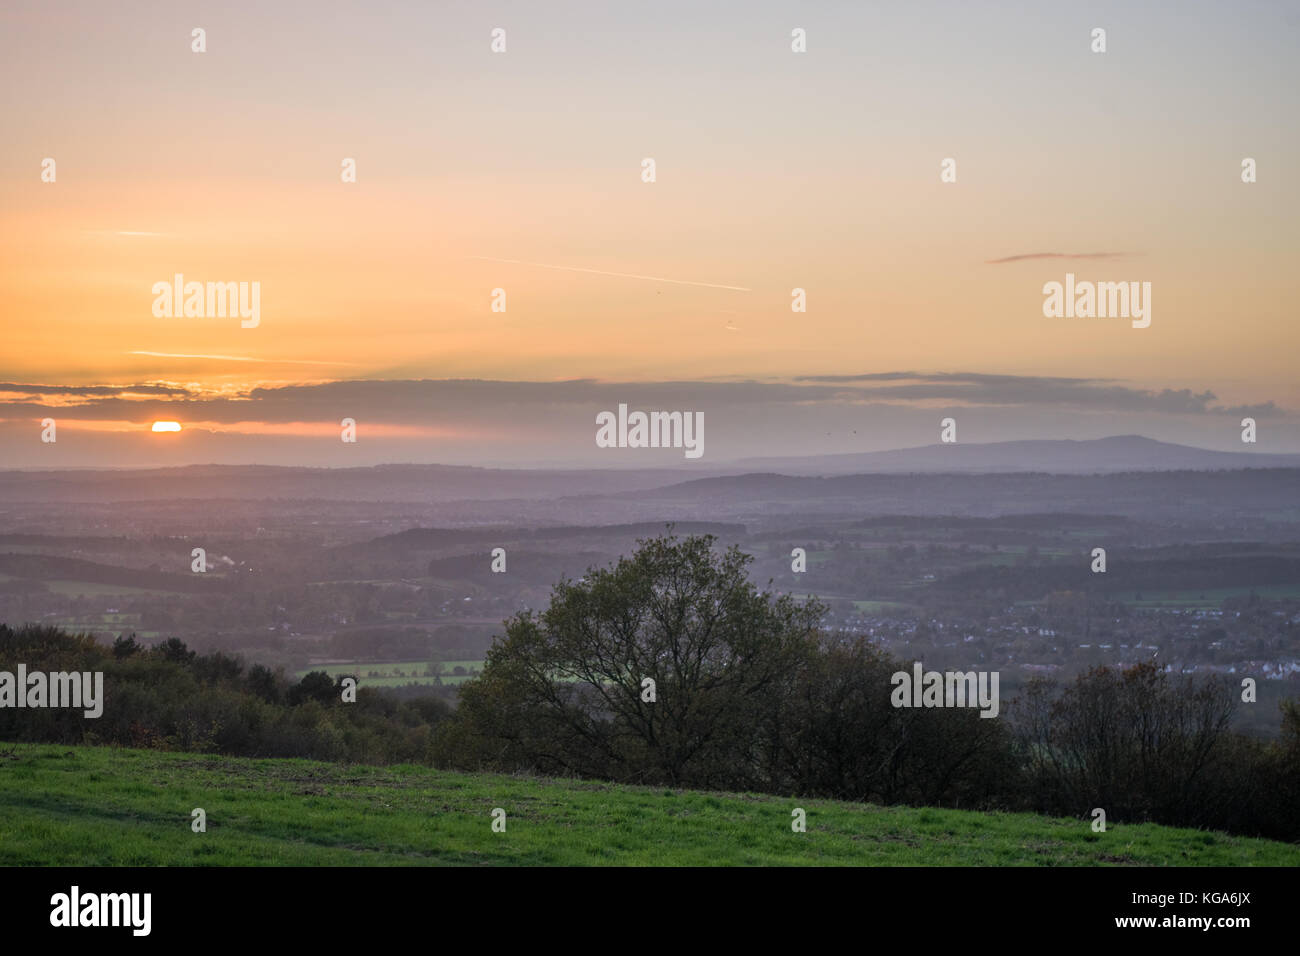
[777,637,1018,807]
[1015,662,1238,827]
[288,670,338,707]
[156,637,195,664]
[445,531,824,789]
[247,663,281,703]
[112,634,141,659]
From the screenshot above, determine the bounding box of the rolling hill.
[732,435,1300,475]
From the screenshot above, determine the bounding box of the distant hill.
[1,438,1296,507]
[613,468,1300,524]
[0,463,725,503]
[361,521,747,551]
[731,435,1300,475]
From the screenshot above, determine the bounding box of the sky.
[2,0,1298,467]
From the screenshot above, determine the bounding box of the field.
[296,660,484,687]
[2,744,1297,867]
[1118,585,1300,608]
[851,600,914,614]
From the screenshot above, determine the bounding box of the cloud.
[1214,401,1283,418]
[985,252,1131,264]
[129,351,360,367]
[0,382,192,397]
[0,374,1286,427]
[772,373,1283,417]
[795,372,1103,386]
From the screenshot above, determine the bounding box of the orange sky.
[2,1,1298,463]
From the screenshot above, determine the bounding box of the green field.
[296,660,484,687]
[851,600,915,614]
[1,744,1297,866]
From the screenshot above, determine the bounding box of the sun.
[151,421,182,433]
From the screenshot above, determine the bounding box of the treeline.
[0,626,451,764]
[1016,665,1299,840]
[938,549,1300,600]
[848,513,1132,531]
[0,553,229,594]
[372,520,746,551]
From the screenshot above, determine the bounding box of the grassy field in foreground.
[1,744,1297,866]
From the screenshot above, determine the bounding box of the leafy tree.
[247,663,281,703]
[156,637,195,665]
[288,670,338,707]
[112,634,141,659]
[446,532,824,788]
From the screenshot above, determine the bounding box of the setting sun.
[151,421,181,433]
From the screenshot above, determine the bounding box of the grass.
[1,744,1297,866]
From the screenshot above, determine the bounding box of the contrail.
[985,251,1130,264]
[129,351,358,367]
[470,256,751,291]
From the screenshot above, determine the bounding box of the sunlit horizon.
[3,0,1298,465]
